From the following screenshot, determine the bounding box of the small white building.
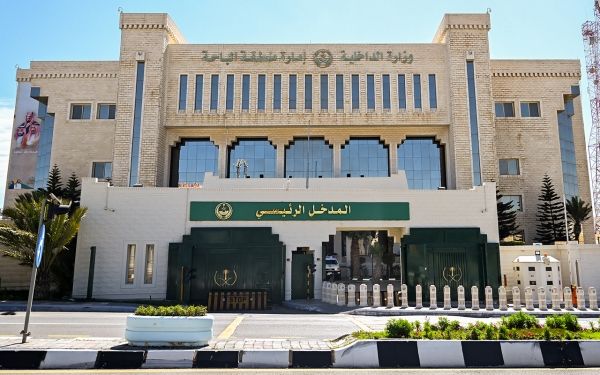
[513,252,562,304]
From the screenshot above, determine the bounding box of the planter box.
[125,314,214,347]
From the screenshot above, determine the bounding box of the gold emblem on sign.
[214,269,238,287]
[442,266,462,282]
[215,202,233,220]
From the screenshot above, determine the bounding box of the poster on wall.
[6,82,40,191]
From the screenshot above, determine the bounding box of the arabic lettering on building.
[198,50,413,65]
[255,203,351,219]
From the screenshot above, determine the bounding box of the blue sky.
[0,0,594,204]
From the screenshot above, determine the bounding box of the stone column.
[538,287,547,311]
[333,143,341,178]
[457,285,466,310]
[347,284,356,307]
[564,287,574,310]
[429,285,437,310]
[485,286,493,311]
[525,287,534,311]
[330,283,338,305]
[577,287,586,310]
[276,142,285,178]
[401,284,408,308]
[359,284,368,307]
[387,284,395,307]
[443,285,451,310]
[372,284,380,307]
[337,283,346,306]
[471,286,479,310]
[416,285,423,309]
[551,287,561,310]
[499,286,507,311]
[512,287,521,311]
[589,287,599,311]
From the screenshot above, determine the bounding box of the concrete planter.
[125,314,214,347]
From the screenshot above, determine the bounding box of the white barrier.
[471,286,479,310]
[337,283,346,306]
[457,285,465,310]
[359,284,368,307]
[525,287,533,311]
[443,285,451,310]
[564,287,574,310]
[429,285,437,310]
[372,284,380,307]
[577,287,586,310]
[347,284,356,307]
[485,286,493,311]
[538,287,547,311]
[590,287,598,311]
[512,286,521,311]
[551,286,560,310]
[401,284,408,308]
[416,285,423,309]
[499,286,507,311]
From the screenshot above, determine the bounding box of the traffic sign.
[35,224,45,267]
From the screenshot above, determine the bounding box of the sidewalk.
[0,300,138,313]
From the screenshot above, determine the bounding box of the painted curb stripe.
[95,350,146,369]
[579,341,600,366]
[193,350,239,368]
[239,350,290,368]
[376,341,420,367]
[40,350,98,369]
[333,341,379,368]
[417,341,465,368]
[142,350,195,369]
[291,350,332,368]
[539,341,584,367]
[499,341,544,367]
[461,341,504,367]
[0,350,46,369]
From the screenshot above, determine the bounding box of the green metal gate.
[291,254,314,299]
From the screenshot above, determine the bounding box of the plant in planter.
[125,305,213,347]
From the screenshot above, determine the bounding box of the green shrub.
[498,325,509,340]
[545,314,565,329]
[545,313,580,332]
[437,317,450,331]
[134,304,207,316]
[543,326,551,341]
[485,325,497,340]
[501,311,538,329]
[385,318,414,338]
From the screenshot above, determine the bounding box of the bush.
[545,313,580,332]
[501,311,538,329]
[134,304,207,316]
[437,317,450,331]
[385,318,414,338]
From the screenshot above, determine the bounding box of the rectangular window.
[351,75,359,110]
[320,75,328,110]
[382,74,390,110]
[466,62,481,186]
[71,104,91,119]
[521,102,540,117]
[547,281,553,285]
[226,75,234,110]
[97,104,116,119]
[336,74,344,110]
[194,75,203,110]
[242,75,250,110]
[258,75,266,110]
[129,62,145,186]
[499,159,520,175]
[289,75,297,110]
[367,75,375,110]
[92,162,112,180]
[304,75,312,110]
[528,267,535,271]
[495,102,514,117]
[500,195,522,211]
[210,75,219,111]
[126,244,135,284]
[144,244,154,284]
[273,74,282,110]
[428,74,437,109]
[530,281,537,286]
[413,74,422,109]
[178,75,188,111]
[398,74,406,109]
[546,267,552,271]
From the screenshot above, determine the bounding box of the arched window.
[285,138,333,178]
[341,139,389,177]
[397,138,445,189]
[170,139,219,187]
[228,139,276,178]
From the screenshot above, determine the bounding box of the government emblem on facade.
[313,49,333,68]
[214,269,238,287]
[215,202,233,220]
[442,266,462,282]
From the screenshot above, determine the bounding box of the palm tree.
[369,243,385,280]
[346,231,371,279]
[566,196,593,243]
[0,191,87,298]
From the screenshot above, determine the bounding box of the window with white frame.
[125,244,136,284]
[71,104,91,119]
[499,159,520,175]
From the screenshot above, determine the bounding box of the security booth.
[512,252,562,304]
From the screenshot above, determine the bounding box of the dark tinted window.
[285,139,333,178]
[229,139,276,178]
[341,139,389,177]
[398,139,444,189]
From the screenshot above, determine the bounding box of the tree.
[64,172,81,206]
[0,191,87,298]
[566,196,593,243]
[346,231,371,279]
[535,174,566,244]
[46,164,64,197]
[497,189,519,241]
[369,243,385,280]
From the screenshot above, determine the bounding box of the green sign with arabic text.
[190,202,409,221]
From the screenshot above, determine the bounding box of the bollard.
[457,285,466,310]
[471,286,479,310]
[327,282,334,303]
[551,287,560,310]
[512,287,521,311]
[589,287,598,311]
[359,284,368,307]
[538,287,547,311]
[347,284,356,307]
[322,282,328,302]
[387,284,395,307]
[401,284,408,308]
[443,285,451,310]
[485,286,493,311]
[499,286,507,311]
[416,285,423,309]
[577,287,586,310]
[337,283,346,306]
[372,284,381,307]
[429,285,437,309]
[330,283,338,304]
[564,287,574,310]
[525,287,534,311]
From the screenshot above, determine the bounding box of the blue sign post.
[35,224,45,268]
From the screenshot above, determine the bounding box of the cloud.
[0,99,16,207]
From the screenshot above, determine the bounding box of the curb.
[0,304,137,313]
[2,340,600,369]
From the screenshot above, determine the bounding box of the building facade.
[3,12,592,302]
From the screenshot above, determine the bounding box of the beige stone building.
[3,12,592,302]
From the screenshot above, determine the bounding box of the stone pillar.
[589,287,598,311]
[471,286,479,310]
[525,287,534,311]
[538,287,547,311]
[551,287,561,310]
[498,286,507,311]
[359,284,368,307]
[401,284,408,308]
[337,283,346,306]
[457,285,466,310]
[372,284,380,307]
[485,286,493,311]
[415,285,423,309]
[577,287,586,310]
[443,285,451,310]
[387,284,395,307]
[429,285,437,309]
[330,283,338,305]
[347,284,356,307]
[333,143,341,178]
[564,287,574,310]
[512,287,521,311]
